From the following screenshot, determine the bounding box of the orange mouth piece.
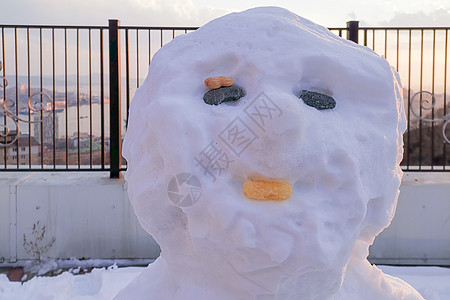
[243,180,292,201]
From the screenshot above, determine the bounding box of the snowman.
[116,7,424,300]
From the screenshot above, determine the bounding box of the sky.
[0,0,449,94]
[1,0,450,28]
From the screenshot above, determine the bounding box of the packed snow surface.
[1,265,449,300]
[120,6,422,300]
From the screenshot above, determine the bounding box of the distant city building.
[33,112,59,145]
[0,132,41,166]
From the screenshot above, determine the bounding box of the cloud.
[379,8,450,27]
[134,0,161,10]
[2,0,450,28]
[347,12,357,20]
[0,0,229,27]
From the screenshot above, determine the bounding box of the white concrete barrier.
[0,172,160,263]
[0,172,449,265]
[369,172,450,265]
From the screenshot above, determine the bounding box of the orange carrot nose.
[243,180,292,201]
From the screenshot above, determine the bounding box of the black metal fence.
[0,25,109,172]
[0,21,449,178]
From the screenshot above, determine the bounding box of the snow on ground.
[0,264,139,300]
[0,264,449,300]
[379,266,450,300]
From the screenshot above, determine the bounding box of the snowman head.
[123,6,406,296]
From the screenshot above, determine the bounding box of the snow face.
[119,7,423,300]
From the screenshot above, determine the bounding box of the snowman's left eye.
[299,90,336,110]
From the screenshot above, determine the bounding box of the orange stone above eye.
[243,180,292,201]
[204,76,234,89]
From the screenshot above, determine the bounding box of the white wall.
[0,172,160,263]
[0,171,449,265]
[369,172,450,265]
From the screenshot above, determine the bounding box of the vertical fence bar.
[136,29,140,88]
[27,28,31,167]
[65,28,69,168]
[431,29,436,170]
[148,29,151,64]
[109,19,122,178]
[444,30,448,169]
[384,29,388,59]
[77,29,80,168]
[125,29,130,121]
[363,29,367,46]
[125,28,130,134]
[372,30,376,51]
[406,29,412,169]
[89,29,93,167]
[396,30,399,71]
[346,21,359,43]
[52,28,56,168]
[2,27,8,169]
[419,29,424,169]
[2,27,7,168]
[100,29,105,169]
[40,28,43,168]
[14,28,19,167]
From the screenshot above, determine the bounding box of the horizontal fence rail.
[0,21,449,177]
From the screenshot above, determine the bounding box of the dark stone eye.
[299,90,336,110]
[203,85,246,105]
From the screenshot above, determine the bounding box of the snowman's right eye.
[299,90,336,110]
[203,85,246,106]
